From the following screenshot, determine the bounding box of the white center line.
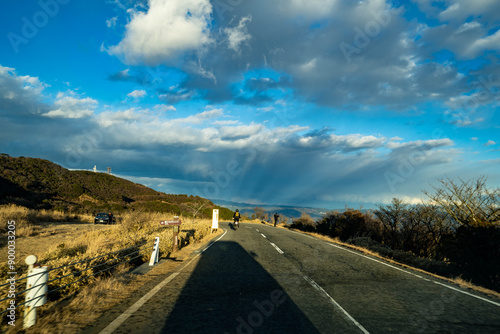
[270,242,284,254]
[303,275,370,334]
[261,233,267,238]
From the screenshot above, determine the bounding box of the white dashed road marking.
[270,242,284,254]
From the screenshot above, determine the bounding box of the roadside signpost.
[212,209,219,232]
[160,216,182,252]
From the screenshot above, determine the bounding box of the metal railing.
[1,239,159,328]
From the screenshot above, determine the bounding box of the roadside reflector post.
[149,237,160,266]
[24,255,48,330]
[160,216,182,253]
[173,224,180,252]
[211,209,219,233]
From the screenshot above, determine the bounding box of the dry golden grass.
[0,204,93,237]
[13,228,222,334]
[0,204,31,237]
[0,208,216,332]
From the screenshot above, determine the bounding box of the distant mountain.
[0,154,232,219]
[211,199,332,221]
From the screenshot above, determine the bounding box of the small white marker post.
[211,209,219,233]
[149,237,160,266]
[23,255,48,330]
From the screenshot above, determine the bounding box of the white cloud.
[416,1,500,60]
[219,124,264,140]
[213,120,239,126]
[185,59,217,83]
[97,108,145,127]
[337,134,386,151]
[108,0,213,65]
[224,16,252,53]
[0,65,15,76]
[444,110,485,127]
[159,90,195,104]
[174,108,224,125]
[127,89,147,99]
[106,16,118,28]
[287,0,339,19]
[299,58,318,73]
[0,65,47,96]
[320,193,424,206]
[386,138,454,150]
[0,65,50,117]
[153,104,176,113]
[44,92,98,118]
[456,21,481,34]
[439,0,500,22]
[453,117,485,127]
[484,140,496,146]
[465,29,500,58]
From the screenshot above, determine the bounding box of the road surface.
[84,222,500,334]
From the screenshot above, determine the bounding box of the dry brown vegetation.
[288,177,500,292]
[16,233,221,334]
[0,204,93,238]
[0,206,218,332]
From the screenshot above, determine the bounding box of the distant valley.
[212,199,332,222]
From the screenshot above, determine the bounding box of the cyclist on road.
[233,209,241,229]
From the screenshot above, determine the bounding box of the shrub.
[290,213,316,232]
[0,204,33,235]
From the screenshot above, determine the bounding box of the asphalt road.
[85,222,500,334]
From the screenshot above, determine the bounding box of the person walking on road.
[274,213,279,227]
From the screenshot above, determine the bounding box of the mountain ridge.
[0,154,232,219]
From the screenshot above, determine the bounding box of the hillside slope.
[0,154,232,219]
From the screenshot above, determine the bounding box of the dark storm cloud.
[155,0,494,111]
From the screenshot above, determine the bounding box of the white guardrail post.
[149,237,160,266]
[23,255,48,329]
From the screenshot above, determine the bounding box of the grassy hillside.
[0,154,232,219]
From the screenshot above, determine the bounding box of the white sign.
[212,209,219,230]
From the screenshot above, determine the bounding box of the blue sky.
[0,0,499,209]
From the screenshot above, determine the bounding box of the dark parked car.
[94,212,115,224]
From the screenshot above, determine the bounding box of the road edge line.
[98,229,228,334]
[302,275,370,334]
[288,229,500,307]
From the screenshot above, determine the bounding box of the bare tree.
[184,201,207,219]
[375,198,408,249]
[252,206,268,221]
[423,176,500,228]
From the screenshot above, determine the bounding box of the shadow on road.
[160,241,320,334]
